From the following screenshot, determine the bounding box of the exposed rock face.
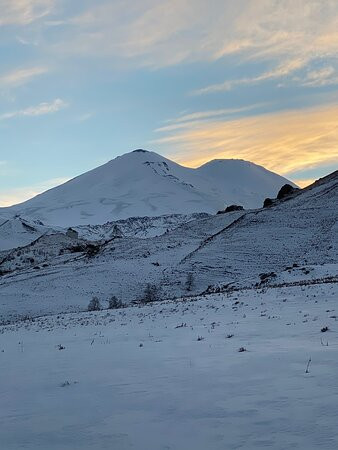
[263,198,274,208]
[277,184,299,200]
[217,204,244,214]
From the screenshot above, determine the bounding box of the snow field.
[1,281,338,450]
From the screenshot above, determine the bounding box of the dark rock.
[277,184,298,200]
[263,197,274,208]
[217,204,244,214]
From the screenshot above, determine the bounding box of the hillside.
[1,150,294,227]
[0,215,55,251]
[0,171,336,322]
[0,212,209,252]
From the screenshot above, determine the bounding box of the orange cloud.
[153,105,338,176]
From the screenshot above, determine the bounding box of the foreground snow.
[1,281,337,450]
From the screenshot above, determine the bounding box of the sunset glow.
[0,0,338,205]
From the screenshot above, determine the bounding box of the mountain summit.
[3,150,295,226]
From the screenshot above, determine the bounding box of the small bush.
[108,295,124,309]
[141,283,159,304]
[259,272,276,282]
[88,296,101,311]
[185,272,194,291]
[86,244,100,258]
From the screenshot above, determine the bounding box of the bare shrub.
[108,295,124,309]
[88,296,101,311]
[141,283,159,304]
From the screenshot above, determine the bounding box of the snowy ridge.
[1,149,295,227]
[0,212,209,251]
[0,215,55,252]
[73,212,210,241]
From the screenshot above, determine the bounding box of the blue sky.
[1,0,338,206]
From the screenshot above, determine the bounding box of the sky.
[0,0,338,206]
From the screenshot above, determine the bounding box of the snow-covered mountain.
[0,170,336,322]
[0,215,55,251]
[1,149,295,227]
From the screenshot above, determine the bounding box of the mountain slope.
[0,215,55,251]
[171,170,338,292]
[0,171,336,321]
[2,149,294,226]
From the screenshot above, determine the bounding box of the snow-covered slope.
[0,171,336,321]
[1,282,338,450]
[172,170,337,293]
[0,215,55,251]
[1,150,294,227]
[73,213,210,241]
[0,212,209,251]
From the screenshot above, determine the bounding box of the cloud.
[152,104,338,176]
[0,66,48,88]
[302,66,338,87]
[0,99,68,120]
[0,177,70,207]
[4,0,336,94]
[0,0,55,26]
[166,104,266,124]
[156,104,267,133]
[75,112,95,123]
[193,58,309,94]
[44,0,338,78]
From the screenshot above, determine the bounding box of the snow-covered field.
[1,280,337,450]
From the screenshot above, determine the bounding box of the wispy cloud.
[0,0,55,26]
[0,177,70,207]
[75,112,95,123]
[302,66,338,87]
[153,104,338,176]
[5,0,337,91]
[156,104,267,132]
[0,99,68,120]
[193,58,309,94]
[46,0,338,77]
[0,66,48,87]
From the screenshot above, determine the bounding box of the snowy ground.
[1,280,337,450]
